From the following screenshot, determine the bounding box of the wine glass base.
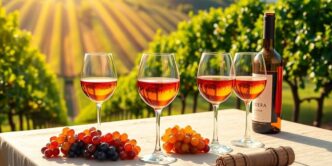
[210,143,233,154]
[140,152,177,164]
[231,138,264,148]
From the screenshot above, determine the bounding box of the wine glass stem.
[154,109,162,153]
[212,104,219,144]
[96,103,102,129]
[244,101,251,140]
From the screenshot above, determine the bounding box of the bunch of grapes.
[162,125,210,154]
[41,127,141,161]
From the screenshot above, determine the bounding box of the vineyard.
[2,0,191,117]
[2,0,330,132]
[3,0,192,75]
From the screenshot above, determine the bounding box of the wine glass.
[80,53,117,129]
[197,52,233,154]
[231,52,266,148]
[137,53,180,164]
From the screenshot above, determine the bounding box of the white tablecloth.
[1,109,332,166]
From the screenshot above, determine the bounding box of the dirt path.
[61,3,78,119]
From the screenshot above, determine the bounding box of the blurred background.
[0,0,331,132]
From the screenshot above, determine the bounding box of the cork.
[216,146,295,166]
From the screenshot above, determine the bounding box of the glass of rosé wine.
[137,53,180,164]
[231,52,266,148]
[80,53,117,129]
[197,52,233,154]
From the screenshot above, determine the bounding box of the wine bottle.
[252,12,283,134]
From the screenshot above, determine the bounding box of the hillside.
[3,0,192,76]
[2,0,231,118]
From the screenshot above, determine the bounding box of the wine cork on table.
[216,146,295,166]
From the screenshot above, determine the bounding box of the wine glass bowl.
[81,77,117,103]
[232,76,266,101]
[137,53,179,164]
[80,53,117,129]
[197,52,233,154]
[197,76,233,105]
[137,77,179,110]
[231,52,266,148]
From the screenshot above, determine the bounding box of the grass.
[282,82,332,124]
[1,116,33,132]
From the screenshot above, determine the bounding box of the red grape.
[112,131,120,139]
[120,133,128,142]
[87,144,96,153]
[50,136,57,142]
[83,135,92,144]
[92,136,101,145]
[78,132,86,141]
[67,129,75,136]
[119,151,127,160]
[41,147,47,154]
[90,131,98,138]
[89,127,96,132]
[62,127,70,135]
[203,145,210,153]
[60,148,68,156]
[49,141,59,149]
[52,148,60,157]
[124,143,132,152]
[44,149,53,158]
[127,151,135,159]
[68,136,75,144]
[96,130,102,136]
[105,133,113,142]
[62,142,70,151]
[41,128,141,161]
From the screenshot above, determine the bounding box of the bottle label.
[252,74,274,123]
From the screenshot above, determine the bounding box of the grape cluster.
[162,125,210,154]
[41,127,141,161]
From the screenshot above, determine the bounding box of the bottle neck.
[263,14,275,50]
[263,38,274,50]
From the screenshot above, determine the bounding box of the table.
[1,109,332,166]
